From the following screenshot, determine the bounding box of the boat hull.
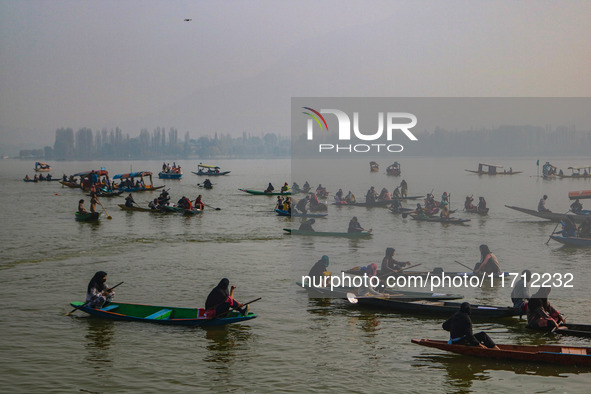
[412,339,591,366]
[75,212,100,222]
[70,302,257,327]
[158,172,182,179]
[239,189,291,196]
[274,209,327,218]
[356,299,519,317]
[192,171,230,176]
[505,205,586,224]
[550,235,591,247]
[283,228,372,237]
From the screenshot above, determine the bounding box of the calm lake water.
[1,156,590,393]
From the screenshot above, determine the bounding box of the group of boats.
[369,161,402,176]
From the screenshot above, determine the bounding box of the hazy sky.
[1,0,590,149]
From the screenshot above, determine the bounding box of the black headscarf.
[460,302,471,315]
[87,271,107,294]
[205,278,230,310]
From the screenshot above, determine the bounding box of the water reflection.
[203,325,253,376]
[84,318,115,367]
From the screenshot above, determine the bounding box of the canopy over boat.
[411,339,591,366]
[569,190,591,200]
[113,171,152,179]
[465,162,521,175]
[34,162,51,171]
[73,169,109,177]
[198,163,220,169]
[567,165,591,170]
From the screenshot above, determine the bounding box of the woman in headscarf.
[526,287,564,330]
[442,302,499,349]
[348,217,365,233]
[357,263,382,296]
[205,278,248,317]
[308,255,330,286]
[473,244,501,275]
[86,271,114,308]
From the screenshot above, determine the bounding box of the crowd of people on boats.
[161,162,182,174]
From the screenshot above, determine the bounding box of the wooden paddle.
[65,281,124,316]
[97,200,112,219]
[545,210,570,245]
[215,297,261,318]
[204,203,221,211]
[454,260,474,271]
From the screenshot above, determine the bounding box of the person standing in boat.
[381,247,410,274]
[400,180,408,198]
[511,269,532,313]
[205,278,249,317]
[538,195,551,212]
[440,192,450,219]
[473,244,501,275]
[526,287,565,330]
[89,187,98,213]
[86,271,115,309]
[298,218,316,232]
[283,197,291,213]
[124,193,135,208]
[443,302,499,349]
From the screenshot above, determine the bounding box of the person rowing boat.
[381,247,410,274]
[443,302,500,349]
[205,278,249,317]
[526,287,565,331]
[86,271,116,309]
[464,196,475,210]
[348,217,370,233]
[194,195,204,211]
[125,193,135,208]
[473,244,501,275]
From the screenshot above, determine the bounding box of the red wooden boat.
[569,190,591,200]
[411,339,591,366]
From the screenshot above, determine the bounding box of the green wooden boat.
[69,301,257,327]
[239,188,291,196]
[283,228,372,237]
[75,212,100,222]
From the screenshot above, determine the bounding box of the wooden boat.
[298,283,463,301]
[113,171,165,192]
[158,171,182,179]
[274,209,327,218]
[69,301,257,327]
[411,215,470,224]
[192,163,231,176]
[569,190,591,200]
[558,166,591,179]
[343,266,510,280]
[386,162,401,176]
[465,163,521,175]
[34,162,51,172]
[71,169,110,191]
[550,235,591,247]
[59,180,80,188]
[528,323,591,338]
[411,339,591,366]
[370,161,379,172]
[117,204,154,212]
[505,205,586,224]
[283,228,372,238]
[23,178,38,183]
[354,298,520,317]
[75,212,100,222]
[239,188,291,196]
[159,206,203,215]
[465,207,489,215]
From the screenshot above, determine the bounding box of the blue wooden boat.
[69,301,257,327]
[23,178,38,183]
[275,209,327,218]
[550,235,591,247]
[158,171,182,179]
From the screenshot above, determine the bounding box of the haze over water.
[1,156,590,392]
